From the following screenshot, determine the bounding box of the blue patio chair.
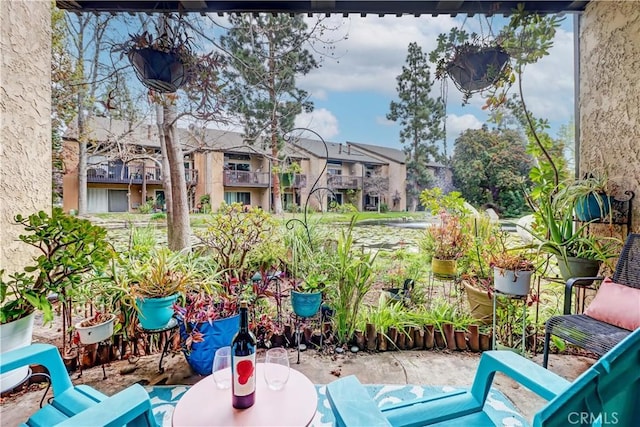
[327,328,640,426]
[0,343,158,427]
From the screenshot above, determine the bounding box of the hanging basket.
[128,48,187,93]
[446,46,510,93]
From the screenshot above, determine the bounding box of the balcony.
[364,177,389,193]
[327,175,362,190]
[280,173,307,188]
[223,170,270,188]
[87,166,198,185]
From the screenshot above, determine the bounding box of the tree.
[451,125,532,215]
[221,14,318,214]
[387,42,445,212]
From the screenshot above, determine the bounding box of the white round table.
[172,364,317,426]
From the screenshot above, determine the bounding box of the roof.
[57,1,589,15]
[63,117,399,163]
[347,141,406,164]
[291,137,385,165]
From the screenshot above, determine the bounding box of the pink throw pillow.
[584,277,640,331]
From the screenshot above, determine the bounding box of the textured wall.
[0,1,52,273]
[580,1,640,231]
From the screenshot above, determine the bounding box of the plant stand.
[140,317,178,374]
[492,290,527,355]
[290,312,322,365]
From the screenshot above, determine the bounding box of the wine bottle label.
[232,354,255,396]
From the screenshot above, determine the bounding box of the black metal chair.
[543,233,640,368]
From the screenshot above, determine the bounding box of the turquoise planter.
[575,193,611,221]
[291,290,322,318]
[136,294,179,330]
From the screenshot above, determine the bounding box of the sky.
[101,12,576,156]
[289,13,576,154]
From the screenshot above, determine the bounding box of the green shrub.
[150,212,166,221]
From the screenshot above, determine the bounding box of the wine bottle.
[231,301,257,409]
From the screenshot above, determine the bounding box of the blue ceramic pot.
[179,314,240,376]
[575,193,611,221]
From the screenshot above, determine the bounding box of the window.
[224,192,251,205]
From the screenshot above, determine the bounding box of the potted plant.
[173,288,240,376]
[491,252,535,296]
[530,194,620,281]
[129,248,190,330]
[291,272,326,318]
[421,211,470,277]
[75,312,117,345]
[115,14,222,96]
[429,28,510,102]
[0,208,112,391]
[555,171,613,222]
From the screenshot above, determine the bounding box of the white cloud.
[300,15,459,96]
[294,108,340,139]
[446,113,483,143]
[376,116,395,126]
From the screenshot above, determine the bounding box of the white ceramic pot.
[493,267,533,296]
[0,312,35,393]
[75,314,116,345]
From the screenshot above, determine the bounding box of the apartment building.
[62,117,407,213]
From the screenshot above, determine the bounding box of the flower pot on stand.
[291,290,322,318]
[75,314,116,345]
[556,256,601,282]
[136,293,179,330]
[431,259,457,278]
[178,314,240,376]
[493,267,533,296]
[575,193,611,221]
[463,280,493,324]
[0,312,35,393]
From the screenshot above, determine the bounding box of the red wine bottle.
[231,301,257,409]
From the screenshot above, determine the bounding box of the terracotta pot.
[414,328,425,349]
[479,333,492,351]
[443,323,457,350]
[454,330,467,351]
[463,280,493,324]
[365,323,377,351]
[405,327,415,349]
[377,332,387,351]
[467,324,480,352]
[387,327,398,350]
[396,331,406,350]
[354,330,365,350]
[434,330,446,349]
[424,325,435,349]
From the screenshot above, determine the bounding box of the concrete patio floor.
[1,342,594,426]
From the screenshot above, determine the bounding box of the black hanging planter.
[128,47,187,93]
[446,46,510,93]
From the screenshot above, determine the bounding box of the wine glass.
[264,347,290,391]
[212,346,231,390]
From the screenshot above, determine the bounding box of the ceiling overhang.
[56,1,590,16]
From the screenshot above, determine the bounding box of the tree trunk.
[156,105,173,245]
[162,102,191,251]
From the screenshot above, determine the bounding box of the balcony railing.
[87,165,198,185]
[280,173,307,188]
[327,175,362,190]
[223,170,270,187]
[364,177,389,193]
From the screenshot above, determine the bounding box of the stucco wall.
[580,1,640,231]
[0,1,52,273]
